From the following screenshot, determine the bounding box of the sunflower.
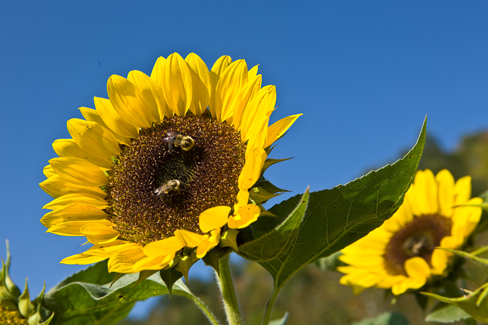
[338,169,482,295]
[40,53,301,274]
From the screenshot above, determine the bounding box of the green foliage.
[425,305,472,323]
[238,189,309,262]
[259,118,426,291]
[44,262,198,325]
[269,312,288,325]
[351,312,409,325]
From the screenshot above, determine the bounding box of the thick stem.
[178,291,221,325]
[215,255,244,325]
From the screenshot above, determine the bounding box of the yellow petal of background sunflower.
[436,169,455,217]
[40,175,106,199]
[454,176,472,206]
[199,206,231,233]
[49,157,107,186]
[413,169,438,215]
[107,75,153,129]
[162,53,193,117]
[53,138,113,169]
[67,119,121,158]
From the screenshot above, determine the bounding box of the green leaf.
[50,261,115,292]
[351,312,409,325]
[425,304,472,323]
[260,118,426,292]
[438,247,488,267]
[238,189,309,262]
[269,312,288,325]
[423,283,488,323]
[315,251,344,272]
[44,272,192,325]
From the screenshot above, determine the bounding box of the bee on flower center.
[154,179,181,202]
[164,131,196,151]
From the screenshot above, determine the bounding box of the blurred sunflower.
[338,169,482,295]
[40,53,301,274]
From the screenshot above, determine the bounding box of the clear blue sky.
[1,0,487,319]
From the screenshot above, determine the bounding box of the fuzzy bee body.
[154,180,181,202]
[163,131,195,151]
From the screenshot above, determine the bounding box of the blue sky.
[1,0,487,320]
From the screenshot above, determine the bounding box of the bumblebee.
[163,131,195,151]
[154,179,181,202]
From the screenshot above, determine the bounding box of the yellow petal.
[49,157,107,186]
[67,119,121,158]
[454,176,472,206]
[43,193,108,211]
[413,170,438,214]
[94,97,138,140]
[239,86,275,142]
[53,139,113,169]
[175,229,206,248]
[232,75,263,130]
[431,248,449,275]
[60,253,107,265]
[162,53,193,116]
[196,229,221,258]
[127,70,166,122]
[211,55,232,76]
[133,254,176,272]
[248,65,259,79]
[81,222,119,244]
[43,165,56,178]
[185,53,211,116]
[228,204,261,229]
[150,56,167,85]
[41,203,109,228]
[47,220,113,236]
[238,148,266,190]
[404,257,431,279]
[436,169,455,217]
[108,244,146,273]
[265,114,302,148]
[199,206,231,233]
[107,75,152,129]
[217,59,249,122]
[143,236,184,257]
[39,175,105,199]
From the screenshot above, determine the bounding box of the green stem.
[179,290,221,325]
[262,287,280,325]
[216,255,244,325]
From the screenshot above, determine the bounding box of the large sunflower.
[40,53,301,274]
[338,169,482,295]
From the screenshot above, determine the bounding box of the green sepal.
[237,188,308,262]
[132,270,159,288]
[18,278,35,318]
[315,251,344,272]
[175,252,199,284]
[425,304,472,323]
[4,241,21,299]
[0,297,18,310]
[269,312,289,325]
[109,273,124,288]
[422,282,488,323]
[250,181,288,205]
[202,246,231,276]
[159,267,183,297]
[219,228,239,251]
[438,247,488,267]
[0,259,17,301]
[261,157,293,176]
[257,204,277,218]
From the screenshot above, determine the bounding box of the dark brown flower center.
[105,114,246,245]
[384,214,452,276]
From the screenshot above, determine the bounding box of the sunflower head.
[0,242,53,324]
[40,53,301,277]
[338,169,483,295]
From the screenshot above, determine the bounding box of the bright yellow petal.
[162,53,193,116]
[47,220,113,236]
[94,97,138,140]
[232,75,263,130]
[108,244,146,273]
[67,119,120,158]
[211,55,232,76]
[43,165,56,178]
[238,148,266,190]
[49,157,107,187]
[185,53,210,116]
[41,203,109,228]
[228,204,261,229]
[239,86,275,142]
[454,176,472,206]
[52,138,113,169]
[217,59,249,122]
[436,169,455,217]
[196,229,221,258]
[43,193,108,211]
[174,229,206,247]
[39,175,105,199]
[81,222,119,244]
[60,253,107,265]
[150,56,166,84]
[143,236,185,257]
[404,257,431,279]
[265,114,302,148]
[414,169,438,214]
[127,70,166,122]
[107,75,152,129]
[199,206,231,233]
